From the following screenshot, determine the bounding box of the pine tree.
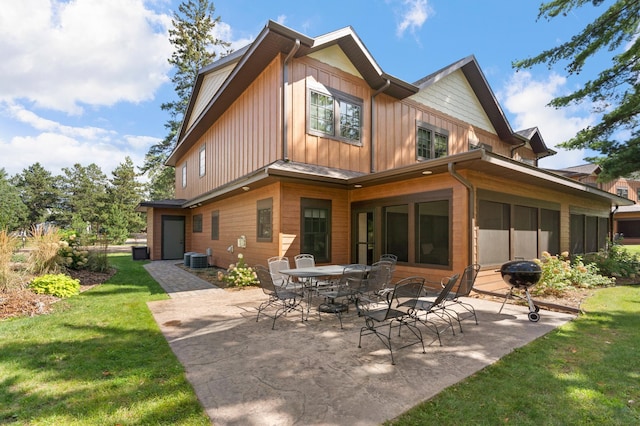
[0,169,28,231]
[11,163,60,228]
[143,0,231,198]
[60,163,108,234]
[107,157,146,234]
[514,0,640,180]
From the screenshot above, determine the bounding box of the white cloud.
[0,106,159,177]
[500,70,596,169]
[396,0,431,37]
[0,0,173,114]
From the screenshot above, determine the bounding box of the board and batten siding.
[175,56,282,200]
[186,62,237,131]
[287,56,371,174]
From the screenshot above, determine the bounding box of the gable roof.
[167,22,555,166]
[414,56,554,157]
[168,20,418,166]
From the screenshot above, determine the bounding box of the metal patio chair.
[408,274,461,338]
[356,276,426,365]
[255,265,304,329]
[267,256,291,288]
[441,264,481,327]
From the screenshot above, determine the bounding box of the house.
[137,20,632,290]
[551,164,640,245]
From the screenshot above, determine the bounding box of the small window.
[193,214,203,233]
[308,86,362,144]
[637,188,640,201]
[257,198,273,242]
[417,122,448,160]
[181,163,187,188]
[199,145,206,177]
[617,187,629,198]
[211,210,219,240]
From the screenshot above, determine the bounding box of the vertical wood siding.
[175,56,282,200]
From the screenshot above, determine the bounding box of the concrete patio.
[146,265,575,426]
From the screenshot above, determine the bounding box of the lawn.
[2,253,639,425]
[388,283,640,425]
[0,253,210,425]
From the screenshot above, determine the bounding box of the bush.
[587,243,640,278]
[30,273,80,298]
[221,254,257,287]
[533,251,615,297]
[58,233,90,270]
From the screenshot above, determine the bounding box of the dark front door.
[162,215,185,260]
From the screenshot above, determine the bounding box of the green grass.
[0,254,210,425]
[388,284,640,425]
[624,244,640,256]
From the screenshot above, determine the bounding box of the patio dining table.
[280,264,370,321]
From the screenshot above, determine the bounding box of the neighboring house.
[551,164,640,245]
[137,20,632,289]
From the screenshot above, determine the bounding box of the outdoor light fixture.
[422,170,433,175]
[354,184,363,188]
[242,186,250,191]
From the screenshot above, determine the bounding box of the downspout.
[282,39,300,161]
[448,161,475,266]
[610,204,619,246]
[370,80,390,173]
[510,140,527,159]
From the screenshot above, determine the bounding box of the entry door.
[354,211,375,265]
[162,215,185,260]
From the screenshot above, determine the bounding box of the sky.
[0,0,615,179]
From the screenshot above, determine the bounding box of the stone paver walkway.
[143,260,224,299]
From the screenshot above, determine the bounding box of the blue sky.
[0,0,612,179]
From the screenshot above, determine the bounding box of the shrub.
[533,251,615,296]
[58,233,89,270]
[222,254,257,287]
[30,273,80,298]
[587,242,640,278]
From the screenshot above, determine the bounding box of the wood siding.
[175,56,282,200]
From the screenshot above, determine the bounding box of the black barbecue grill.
[498,260,543,322]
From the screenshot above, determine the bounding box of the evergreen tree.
[0,169,28,231]
[107,157,146,234]
[60,163,108,234]
[514,0,640,180]
[11,163,60,228]
[142,0,231,198]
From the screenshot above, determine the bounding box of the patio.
[147,284,575,426]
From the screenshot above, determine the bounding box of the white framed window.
[307,85,362,145]
[181,163,187,188]
[417,121,448,160]
[199,145,206,177]
[617,187,628,198]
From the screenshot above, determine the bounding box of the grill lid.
[500,260,542,288]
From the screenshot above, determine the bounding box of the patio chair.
[267,256,291,288]
[362,260,394,298]
[407,274,461,337]
[294,253,315,268]
[379,254,398,273]
[356,276,426,365]
[317,264,368,328]
[441,264,481,327]
[255,265,304,329]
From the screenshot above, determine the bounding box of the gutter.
[448,161,475,266]
[282,39,301,161]
[610,204,619,245]
[370,79,390,173]
[510,140,527,158]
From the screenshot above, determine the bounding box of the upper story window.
[617,187,629,198]
[199,145,206,177]
[181,163,187,188]
[417,122,448,160]
[308,86,362,145]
